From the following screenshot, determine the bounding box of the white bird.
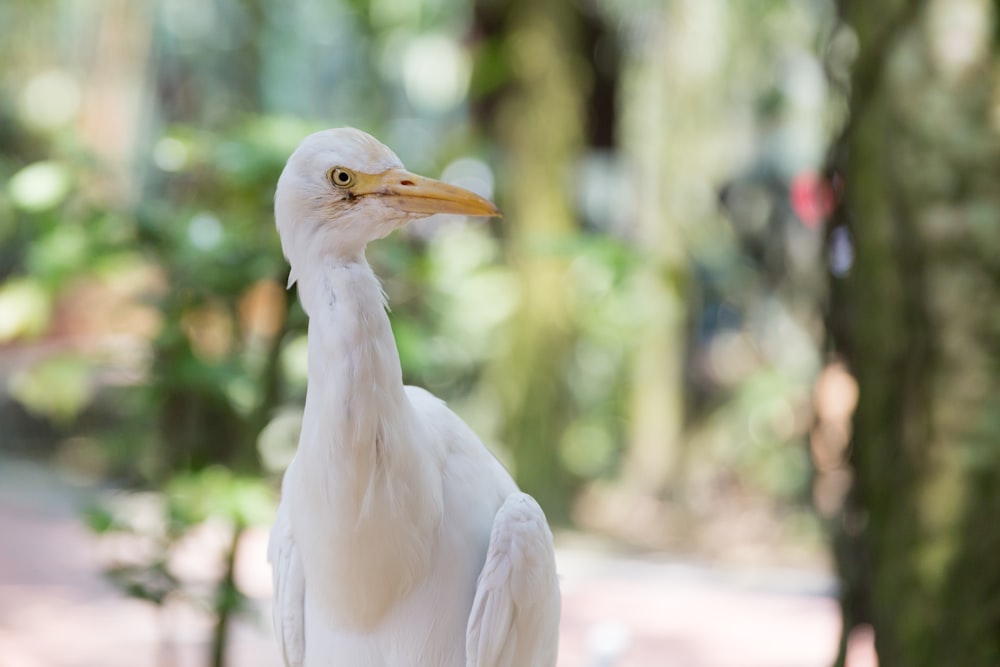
[268,128,561,667]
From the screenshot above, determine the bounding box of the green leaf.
[8,354,94,424]
[0,278,52,342]
[83,505,117,534]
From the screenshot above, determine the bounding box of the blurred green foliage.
[0,0,842,530]
[85,466,273,667]
[0,0,844,662]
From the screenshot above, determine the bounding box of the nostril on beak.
[399,179,415,187]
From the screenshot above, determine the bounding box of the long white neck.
[289,253,442,629]
[297,254,409,503]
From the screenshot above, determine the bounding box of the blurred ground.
[0,460,844,667]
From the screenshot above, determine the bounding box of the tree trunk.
[830,0,1000,663]
[487,0,588,524]
[619,0,726,497]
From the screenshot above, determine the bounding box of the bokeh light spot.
[441,158,495,201]
[8,161,73,213]
[0,279,51,342]
[928,0,989,77]
[154,137,190,172]
[19,69,81,130]
[188,213,224,250]
[403,35,470,112]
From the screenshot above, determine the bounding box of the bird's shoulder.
[403,384,478,452]
[403,384,513,477]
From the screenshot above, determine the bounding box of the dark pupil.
[336,171,349,183]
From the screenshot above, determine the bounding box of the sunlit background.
[2,0,997,665]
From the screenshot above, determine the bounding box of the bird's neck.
[298,255,408,474]
[291,255,442,627]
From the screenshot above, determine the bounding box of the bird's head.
[275,128,500,285]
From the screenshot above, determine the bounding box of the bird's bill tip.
[368,168,501,219]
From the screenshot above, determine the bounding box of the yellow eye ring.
[328,167,355,189]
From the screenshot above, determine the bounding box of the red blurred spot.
[790,171,835,229]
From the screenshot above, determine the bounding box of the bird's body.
[268,129,560,667]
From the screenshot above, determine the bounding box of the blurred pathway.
[0,461,842,667]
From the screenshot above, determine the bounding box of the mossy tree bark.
[484,0,589,524]
[830,1,1000,663]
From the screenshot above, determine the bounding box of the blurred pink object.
[790,171,835,228]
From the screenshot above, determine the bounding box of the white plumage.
[268,128,560,667]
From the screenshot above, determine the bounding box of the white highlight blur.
[19,69,81,131]
[928,0,990,77]
[402,34,470,112]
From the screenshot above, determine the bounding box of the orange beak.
[353,168,501,218]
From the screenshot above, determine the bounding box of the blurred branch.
[827,0,928,172]
[210,521,246,667]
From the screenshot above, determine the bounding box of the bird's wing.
[466,492,561,667]
[268,499,306,667]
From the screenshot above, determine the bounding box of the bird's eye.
[328,167,356,189]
